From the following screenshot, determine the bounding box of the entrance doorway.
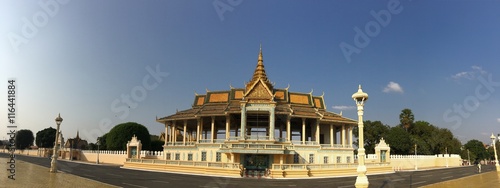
[243,154,270,177]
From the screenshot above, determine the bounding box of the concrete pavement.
[423,170,500,188]
[0,157,117,188]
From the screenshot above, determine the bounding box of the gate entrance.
[243,154,270,177]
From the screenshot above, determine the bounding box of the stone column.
[173,122,177,144]
[183,120,187,145]
[165,122,168,146]
[330,123,334,147]
[269,107,275,141]
[315,120,320,144]
[240,104,246,140]
[302,118,306,144]
[196,118,200,143]
[211,116,215,143]
[349,125,353,148]
[225,115,230,140]
[342,124,346,147]
[286,116,291,142]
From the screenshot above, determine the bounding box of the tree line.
[8,122,165,152]
[353,108,496,162]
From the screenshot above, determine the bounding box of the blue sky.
[1,0,500,145]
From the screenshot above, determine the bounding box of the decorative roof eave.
[318,119,358,125]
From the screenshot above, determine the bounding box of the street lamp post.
[415,144,418,170]
[70,140,73,161]
[445,147,448,168]
[352,85,369,188]
[96,138,100,164]
[467,149,470,166]
[490,133,499,171]
[50,113,63,173]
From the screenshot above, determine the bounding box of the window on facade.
[309,154,314,164]
[175,153,180,160]
[166,153,171,160]
[293,154,299,164]
[336,156,341,163]
[347,156,351,163]
[201,151,207,161]
[216,152,221,162]
[188,154,193,161]
[324,156,328,164]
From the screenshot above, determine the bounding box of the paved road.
[2,153,495,188]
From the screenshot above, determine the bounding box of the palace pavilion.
[156,46,361,177]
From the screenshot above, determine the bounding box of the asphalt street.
[1,153,495,188]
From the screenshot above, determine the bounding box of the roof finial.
[258,43,263,62]
[246,44,273,91]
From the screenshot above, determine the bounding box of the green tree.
[97,133,108,150]
[464,139,489,161]
[35,127,56,148]
[87,143,98,150]
[150,140,164,151]
[352,120,390,153]
[386,126,412,154]
[15,129,34,149]
[107,122,151,150]
[399,108,414,132]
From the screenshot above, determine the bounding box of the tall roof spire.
[258,44,263,62]
[246,44,273,91]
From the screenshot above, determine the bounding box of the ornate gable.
[245,80,273,102]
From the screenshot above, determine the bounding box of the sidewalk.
[422,171,500,188]
[0,158,118,188]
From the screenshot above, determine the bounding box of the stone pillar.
[164,122,168,146]
[173,122,177,144]
[269,107,275,141]
[349,125,353,147]
[183,120,187,145]
[225,115,230,140]
[302,118,306,143]
[315,119,320,143]
[196,118,200,143]
[286,116,291,142]
[211,116,215,143]
[330,123,334,147]
[342,124,346,147]
[240,104,246,140]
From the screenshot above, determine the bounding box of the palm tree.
[399,108,414,132]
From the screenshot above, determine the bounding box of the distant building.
[64,131,88,149]
[156,46,358,176]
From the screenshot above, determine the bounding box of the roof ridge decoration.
[245,44,274,92]
[243,45,275,102]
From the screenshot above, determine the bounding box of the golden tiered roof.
[245,45,273,92]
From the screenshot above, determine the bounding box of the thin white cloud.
[332,105,355,110]
[450,66,487,81]
[383,81,404,93]
[497,118,500,123]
